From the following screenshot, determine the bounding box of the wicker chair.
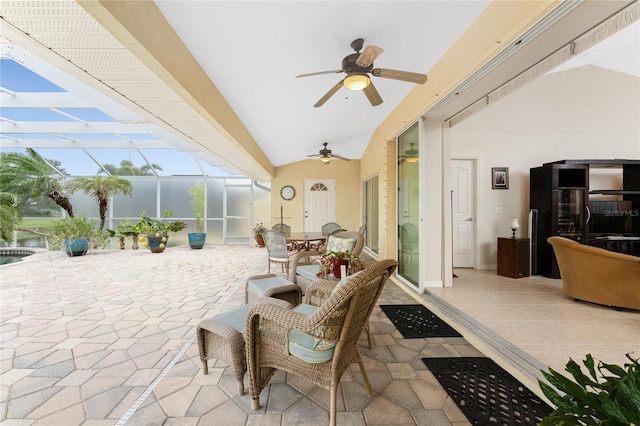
[246,259,398,426]
[288,231,364,294]
[358,224,366,239]
[272,223,291,237]
[321,222,342,236]
[262,229,290,275]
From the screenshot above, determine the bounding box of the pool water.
[0,256,25,265]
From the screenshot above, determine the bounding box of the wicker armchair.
[246,259,398,426]
[288,231,364,294]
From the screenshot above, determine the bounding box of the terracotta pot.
[255,235,265,247]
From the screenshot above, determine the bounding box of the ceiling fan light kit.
[343,73,370,90]
[297,37,428,107]
[307,142,350,164]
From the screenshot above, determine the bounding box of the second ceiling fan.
[296,38,428,108]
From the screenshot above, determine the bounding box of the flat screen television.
[588,200,640,235]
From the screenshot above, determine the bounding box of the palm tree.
[99,160,163,176]
[0,191,21,243]
[66,176,133,230]
[0,148,74,217]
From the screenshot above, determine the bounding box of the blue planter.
[64,238,89,257]
[188,233,207,249]
[147,235,169,253]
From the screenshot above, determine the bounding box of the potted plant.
[187,182,206,249]
[253,222,267,247]
[109,220,141,250]
[321,250,362,278]
[137,209,187,253]
[539,353,640,425]
[48,215,110,256]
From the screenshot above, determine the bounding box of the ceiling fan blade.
[296,70,342,78]
[331,153,351,161]
[363,81,383,106]
[372,68,428,84]
[356,45,384,67]
[313,80,344,108]
[306,153,321,158]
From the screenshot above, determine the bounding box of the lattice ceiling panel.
[54,49,159,81]
[104,81,185,103]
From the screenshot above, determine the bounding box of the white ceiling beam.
[0,138,172,149]
[0,92,93,108]
[0,121,154,133]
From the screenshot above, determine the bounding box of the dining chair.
[272,223,291,237]
[321,222,342,236]
[273,223,299,251]
[246,259,398,426]
[262,229,290,275]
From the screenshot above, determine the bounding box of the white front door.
[304,179,335,232]
[451,160,475,267]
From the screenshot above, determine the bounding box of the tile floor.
[0,246,638,425]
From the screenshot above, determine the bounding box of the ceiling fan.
[307,142,351,163]
[399,143,419,163]
[296,38,428,108]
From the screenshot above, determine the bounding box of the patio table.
[286,232,326,251]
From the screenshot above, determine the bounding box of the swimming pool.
[0,249,35,265]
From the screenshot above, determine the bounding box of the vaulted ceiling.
[1,1,637,181]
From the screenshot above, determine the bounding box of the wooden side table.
[497,237,530,278]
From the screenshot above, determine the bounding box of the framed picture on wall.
[492,167,509,189]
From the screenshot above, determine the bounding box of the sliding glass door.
[363,175,379,253]
[397,123,420,286]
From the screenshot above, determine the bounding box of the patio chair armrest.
[246,302,312,346]
[290,250,323,268]
[256,296,294,310]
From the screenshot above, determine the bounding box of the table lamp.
[510,218,520,238]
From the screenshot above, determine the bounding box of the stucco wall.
[360,2,556,282]
[271,159,361,232]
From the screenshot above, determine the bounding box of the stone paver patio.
[1,246,480,425]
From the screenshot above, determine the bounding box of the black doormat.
[380,304,462,338]
[422,357,553,425]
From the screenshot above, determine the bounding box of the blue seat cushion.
[248,276,293,295]
[288,304,335,363]
[296,264,320,281]
[212,303,254,335]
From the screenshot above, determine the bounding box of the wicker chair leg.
[358,359,374,398]
[202,360,208,375]
[251,398,260,410]
[237,379,244,396]
[330,385,337,426]
[365,323,373,348]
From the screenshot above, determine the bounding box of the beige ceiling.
[1,1,637,181]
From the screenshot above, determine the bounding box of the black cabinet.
[530,159,640,278]
[530,163,589,278]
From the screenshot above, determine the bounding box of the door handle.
[465,218,473,222]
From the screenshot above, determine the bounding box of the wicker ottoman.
[196,298,291,395]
